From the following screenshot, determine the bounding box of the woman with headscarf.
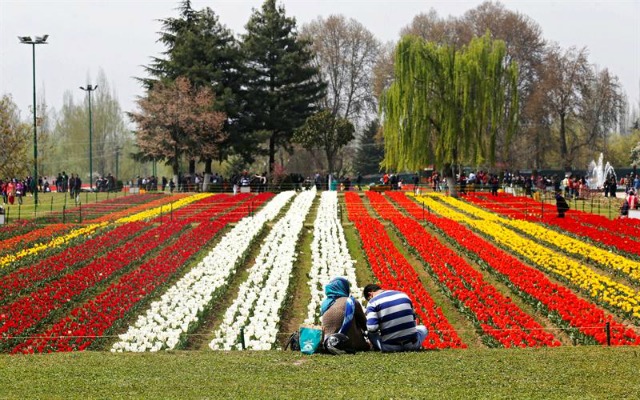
[320,277,370,352]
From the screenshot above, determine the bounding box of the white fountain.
[586,153,617,189]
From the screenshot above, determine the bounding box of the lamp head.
[18,36,32,43]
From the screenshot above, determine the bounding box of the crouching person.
[321,277,370,354]
[363,283,428,352]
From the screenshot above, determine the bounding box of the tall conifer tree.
[240,0,325,173]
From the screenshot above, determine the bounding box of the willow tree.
[381,33,518,195]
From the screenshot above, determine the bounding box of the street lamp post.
[18,34,49,206]
[80,84,98,191]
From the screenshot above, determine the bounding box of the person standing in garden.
[6,179,16,205]
[15,180,24,205]
[555,190,570,218]
[363,283,427,352]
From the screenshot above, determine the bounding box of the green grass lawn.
[1,191,134,222]
[1,347,638,399]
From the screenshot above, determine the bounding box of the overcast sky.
[1,0,639,120]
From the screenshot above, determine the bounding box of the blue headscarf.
[320,277,350,316]
[320,277,356,334]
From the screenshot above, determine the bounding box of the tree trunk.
[203,159,213,192]
[559,112,571,171]
[326,149,335,179]
[268,134,276,174]
[442,163,458,198]
[172,159,179,177]
[188,159,196,175]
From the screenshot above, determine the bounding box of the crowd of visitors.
[0,176,52,205]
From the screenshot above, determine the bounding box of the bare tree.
[581,68,625,155]
[540,45,593,170]
[302,15,381,124]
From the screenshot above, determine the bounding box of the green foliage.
[293,110,354,173]
[353,119,384,175]
[607,129,640,167]
[49,71,130,183]
[380,33,518,172]
[140,1,255,168]
[0,95,31,179]
[240,0,326,172]
[631,140,640,167]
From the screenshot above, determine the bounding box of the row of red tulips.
[388,192,640,346]
[367,192,560,348]
[0,221,188,347]
[0,221,150,304]
[12,193,274,353]
[157,193,252,223]
[466,193,640,258]
[343,192,465,349]
[480,193,640,238]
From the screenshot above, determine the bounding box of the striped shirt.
[365,290,417,344]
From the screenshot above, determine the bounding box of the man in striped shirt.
[363,283,428,352]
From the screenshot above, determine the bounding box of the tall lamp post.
[18,34,49,206]
[80,84,98,191]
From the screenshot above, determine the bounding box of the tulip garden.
[1,189,640,355]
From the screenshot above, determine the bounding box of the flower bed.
[209,190,315,350]
[13,219,229,354]
[0,221,150,304]
[466,193,640,258]
[367,192,560,348]
[304,191,360,325]
[38,193,167,224]
[418,194,640,320]
[0,224,74,258]
[0,222,109,269]
[390,192,640,346]
[344,192,465,349]
[112,192,288,352]
[0,221,187,349]
[89,193,190,223]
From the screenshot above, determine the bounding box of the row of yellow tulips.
[413,193,640,319]
[0,193,213,269]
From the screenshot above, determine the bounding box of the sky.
[1,0,639,120]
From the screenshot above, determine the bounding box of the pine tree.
[139,1,245,179]
[240,0,325,173]
[353,119,384,175]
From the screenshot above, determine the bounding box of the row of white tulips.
[209,189,316,350]
[111,191,296,352]
[304,191,361,325]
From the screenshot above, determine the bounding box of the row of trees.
[3,0,639,184]
[135,0,638,181]
[382,2,638,172]
[1,72,140,184]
